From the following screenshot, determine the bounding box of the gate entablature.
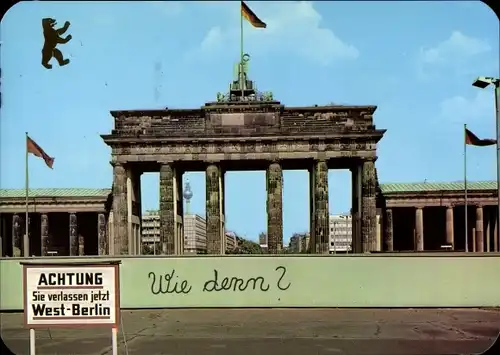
[104,104,383,139]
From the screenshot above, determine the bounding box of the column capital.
[69,212,78,256]
[362,157,378,163]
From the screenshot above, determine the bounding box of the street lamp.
[472,76,500,249]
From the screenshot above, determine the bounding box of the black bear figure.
[41,18,72,69]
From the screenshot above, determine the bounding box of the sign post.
[21,261,121,355]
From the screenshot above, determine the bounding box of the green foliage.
[142,243,160,255]
[226,235,263,254]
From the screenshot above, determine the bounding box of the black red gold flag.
[241,1,266,28]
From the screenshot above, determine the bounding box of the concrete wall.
[2,254,500,310]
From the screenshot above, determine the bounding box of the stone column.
[351,165,362,253]
[310,160,329,254]
[174,168,184,255]
[41,214,49,256]
[159,164,175,254]
[220,170,226,254]
[206,164,223,254]
[485,208,491,252]
[494,207,499,252]
[475,206,484,252]
[385,208,393,252]
[69,213,78,256]
[23,215,30,257]
[126,169,142,255]
[267,161,283,254]
[108,212,114,255]
[361,159,377,252]
[78,235,84,256]
[127,171,134,254]
[309,165,316,253]
[98,213,107,255]
[0,214,5,257]
[112,163,128,255]
[472,226,476,252]
[134,171,143,255]
[12,214,22,257]
[445,206,454,249]
[415,207,424,251]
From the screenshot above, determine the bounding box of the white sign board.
[23,263,119,328]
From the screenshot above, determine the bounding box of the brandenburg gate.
[101,62,386,255]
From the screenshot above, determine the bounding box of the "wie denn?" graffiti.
[148,266,291,295]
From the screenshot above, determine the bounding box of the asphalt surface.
[1,308,499,355]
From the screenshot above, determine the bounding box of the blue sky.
[1,1,498,243]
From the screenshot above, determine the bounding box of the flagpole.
[25,131,29,257]
[240,2,244,99]
[464,124,468,252]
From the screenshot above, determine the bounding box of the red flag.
[27,136,54,168]
[465,128,496,147]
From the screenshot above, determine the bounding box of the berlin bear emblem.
[41,18,72,69]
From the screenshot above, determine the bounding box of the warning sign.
[23,263,119,328]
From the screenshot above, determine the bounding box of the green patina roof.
[380,181,496,194]
[0,181,495,198]
[0,188,111,199]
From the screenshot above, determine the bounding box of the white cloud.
[195,1,358,65]
[417,31,491,79]
[420,31,490,64]
[439,90,494,123]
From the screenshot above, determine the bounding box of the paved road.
[2,309,499,355]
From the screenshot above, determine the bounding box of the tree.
[226,235,263,254]
[142,242,160,255]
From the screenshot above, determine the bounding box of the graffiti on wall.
[149,266,291,295]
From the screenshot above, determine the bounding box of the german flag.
[27,136,54,168]
[465,128,496,147]
[241,1,266,28]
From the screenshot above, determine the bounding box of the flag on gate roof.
[241,1,267,28]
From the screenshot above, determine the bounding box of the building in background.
[289,232,309,253]
[259,232,268,252]
[0,188,111,257]
[301,233,310,252]
[142,210,160,249]
[141,211,207,254]
[140,210,237,254]
[225,231,237,252]
[183,178,193,214]
[184,214,207,254]
[329,215,352,253]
